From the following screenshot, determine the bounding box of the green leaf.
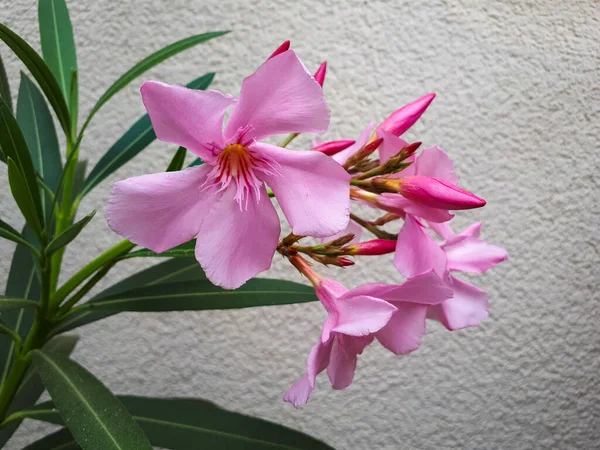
[0,52,11,115]
[188,157,204,167]
[23,428,79,450]
[82,72,214,197]
[46,210,95,255]
[0,23,70,134]
[121,239,195,259]
[0,218,39,253]
[70,159,87,202]
[0,97,44,226]
[69,68,78,133]
[16,72,62,219]
[81,33,225,134]
[14,396,334,450]
[166,147,187,172]
[52,258,205,335]
[70,278,317,315]
[31,351,153,450]
[0,335,78,447]
[7,158,43,236]
[0,297,38,312]
[38,0,77,108]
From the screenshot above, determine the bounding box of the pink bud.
[313,61,327,87]
[312,139,356,156]
[268,40,291,60]
[378,93,436,137]
[346,239,396,256]
[398,176,486,210]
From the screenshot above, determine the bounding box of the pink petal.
[268,40,291,60]
[415,146,458,184]
[194,184,280,289]
[316,279,349,342]
[307,337,334,388]
[320,219,363,244]
[378,194,454,223]
[107,166,218,253]
[376,304,429,355]
[332,122,376,165]
[376,128,409,164]
[332,295,397,337]
[255,143,350,237]
[428,221,455,240]
[432,277,489,330]
[225,51,330,141]
[140,81,234,162]
[458,221,482,238]
[399,176,486,211]
[378,93,436,136]
[326,336,358,390]
[394,215,447,278]
[283,374,313,408]
[444,237,508,273]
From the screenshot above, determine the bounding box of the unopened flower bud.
[345,239,396,256]
[329,233,356,247]
[313,62,327,87]
[268,40,291,60]
[378,93,436,137]
[397,176,486,210]
[311,254,355,267]
[344,137,383,169]
[313,139,356,156]
[398,141,421,159]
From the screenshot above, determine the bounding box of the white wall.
[1,0,599,448]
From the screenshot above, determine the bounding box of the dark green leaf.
[0,219,38,253]
[52,258,205,335]
[0,97,44,225]
[70,159,87,202]
[7,158,43,236]
[0,297,38,311]
[81,33,224,133]
[31,351,153,450]
[121,239,195,259]
[15,396,334,450]
[38,0,77,107]
[70,278,317,315]
[69,68,78,133]
[166,147,187,172]
[0,23,70,134]
[82,72,214,197]
[16,72,62,220]
[46,210,95,255]
[0,52,11,115]
[0,335,79,446]
[23,428,79,450]
[188,157,204,167]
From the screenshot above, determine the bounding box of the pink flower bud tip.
[338,257,355,267]
[268,40,291,60]
[363,137,384,153]
[346,239,396,256]
[378,93,436,137]
[313,62,327,87]
[313,139,356,156]
[402,141,421,157]
[399,176,486,210]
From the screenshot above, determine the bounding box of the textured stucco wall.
[1,0,599,448]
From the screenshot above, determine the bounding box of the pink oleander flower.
[378,93,436,137]
[395,215,508,330]
[283,261,452,407]
[107,50,351,289]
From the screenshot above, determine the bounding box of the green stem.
[57,262,115,316]
[349,213,397,240]
[279,132,299,148]
[0,323,22,353]
[50,240,135,309]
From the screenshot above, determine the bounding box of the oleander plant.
[0,1,507,449]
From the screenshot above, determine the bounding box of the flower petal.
[428,221,455,240]
[431,277,489,330]
[376,304,429,355]
[307,337,334,388]
[283,374,313,408]
[107,165,218,253]
[327,336,358,390]
[141,81,234,161]
[394,215,447,278]
[225,51,330,141]
[444,237,508,273]
[332,295,396,337]
[378,194,454,223]
[332,122,375,165]
[255,143,351,237]
[415,146,458,184]
[194,184,280,289]
[376,128,409,164]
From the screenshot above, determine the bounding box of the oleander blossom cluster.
[106,41,507,407]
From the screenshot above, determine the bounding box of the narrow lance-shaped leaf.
[0,297,38,312]
[0,335,79,446]
[70,159,87,202]
[0,219,39,254]
[82,72,215,197]
[0,52,11,115]
[31,350,153,450]
[0,97,44,225]
[121,239,195,259]
[0,23,70,134]
[166,146,187,172]
[189,157,204,167]
[23,428,79,450]
[16,396,334,450]
[81,33,226,134]
[51,258,206,335]
[7,158,43,236]
[17,72,62,220]
[46,210,95,255]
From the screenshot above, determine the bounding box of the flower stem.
[279,132,299,148]
[349,213,397,240]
